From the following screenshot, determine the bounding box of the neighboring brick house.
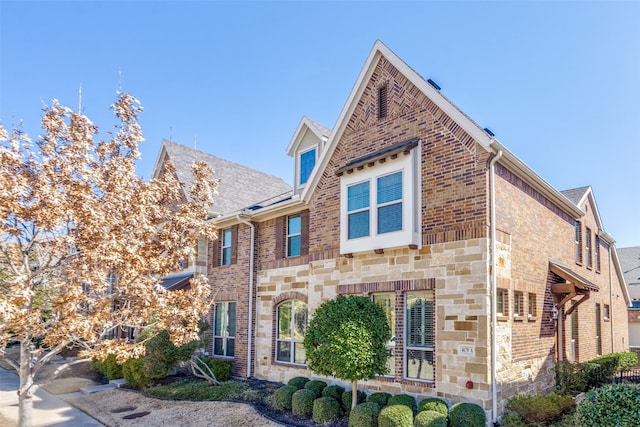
[150,138,292,373]
[181,41,629,423]
[619,246,640,354]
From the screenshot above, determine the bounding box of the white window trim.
[403,291,435,382]
[286,214,301,257]
[221,228,232,266]
[339,146,421,254]
[213,302,235,358]
[297,145,318,188]
[275,300,308,365]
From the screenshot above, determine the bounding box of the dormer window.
[299,147,317,186]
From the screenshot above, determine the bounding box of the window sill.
[497,315,509,322]
[211,355,234,360]
[604,318,610,322]
[513,315,525,322]
[273,361,308,368]
[527,316,538,322]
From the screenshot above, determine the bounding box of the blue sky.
[1,1,639,248]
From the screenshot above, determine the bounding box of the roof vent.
[483,128,495,137]
[427,79,441,91]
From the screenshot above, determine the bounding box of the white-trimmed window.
[514,291,524,317]
[586,227,592,268]
[221,228,232,266]
[339,145,420,254]
[372,293,396,376]
[528,293,536,318]
[497,289,507,316]
[299,147,317,186]
[287,214,301,257]
[575,221,582,264]
[405,291,434,381]
[276,300,308,364]
[213,302,236,357]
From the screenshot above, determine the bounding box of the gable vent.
[378,85,388,119]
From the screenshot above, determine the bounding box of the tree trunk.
[18,341,36,427]
[351,380,358,409]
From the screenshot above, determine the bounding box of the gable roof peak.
[560,186,592,205]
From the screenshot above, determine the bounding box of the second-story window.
[595,235,601,272]
[575,221,583,264]
[299,148,317,186]
[221,228,232,266]
[287,214,301,257]
[586,227,592,268]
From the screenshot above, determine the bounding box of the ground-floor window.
[276,300,308,364]
[213,302,236,357]
[372,293,396,376]
[405,291,435,381]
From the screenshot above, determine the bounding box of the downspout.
[236,213,255,379]
[609,245,614,352]
[489,149,503,426]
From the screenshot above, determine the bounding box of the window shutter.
[300,210,309,256]
[211,237,220,268]
[231,224,238,265]
[275,216,285,260]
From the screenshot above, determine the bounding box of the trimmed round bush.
[323,384,346,401]
[304,379,328,398]
[414,410,447,427]
[292,388,316,417]
[272,385,297,411]
[379,404,414,427]
[368,391,392,408]
[122,357,150,389]
[388,394,418,414]
[313,396,343,425]
[418,397,448,417]
[342,389,368,412]
[288,376,310,390]
[349,401,381,427]
[449,402,486,427]
[575,383,640,427]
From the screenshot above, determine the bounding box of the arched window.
[276,300,308,364]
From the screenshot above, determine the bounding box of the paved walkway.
[0,367,104,427]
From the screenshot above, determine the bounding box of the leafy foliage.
[304,379,328,398]
[418,397,448,417]
[272,385,297,411]
[144,378,246,400]
[504,393,575,426]
[575,383,640,427]
[448,402,486,427]
[378,404,413,427]
[287,376,310,390]
[312,396,343,425]
[292,388,316,416]
[0,93,218,423]
[90,354,123,380]
[387,394,417,415]
[367,392,392,409]
[322,384,345,401]
[122,357,150,389]
[349,401,381,427]
[414,410,447,427]
[342,389,367,413]
[555,352,638,395]
[303,295,391,409]
[201,357,233,382]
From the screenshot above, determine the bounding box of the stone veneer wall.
[254,237,493,409]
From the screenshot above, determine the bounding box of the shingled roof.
[560,186,590,206]
[159,139,293,216]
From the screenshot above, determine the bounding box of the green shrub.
[122,357,150,389]
[378,404,413,427]
[202,357,233,382]
[592,352,639,372]
[556,352,639,395]
[342,389,367,412]
[292,388,316,417]
[505,393,575,425]
[90,354,123,380]
[349,401,381,427]
[575,383,640,427]
[414,409,447,427]
[288,376,311,390]
[304,379,328,398]
[499,412,528,427]
[313,396,343,425]
[418,397,448,417]
[322,384,345,401]
[272,385,297,411]
[368,391,392,408]
[388,394,417,415]
[448,402,486,427]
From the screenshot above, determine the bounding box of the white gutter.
[489,149,502,425]
[609,245,615,352]
[236,212,255,378]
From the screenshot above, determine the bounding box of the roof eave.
[213,194,304,226]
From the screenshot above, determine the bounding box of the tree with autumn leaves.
[0,93,218,427]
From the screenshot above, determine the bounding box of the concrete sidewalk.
[0,367,104,427]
